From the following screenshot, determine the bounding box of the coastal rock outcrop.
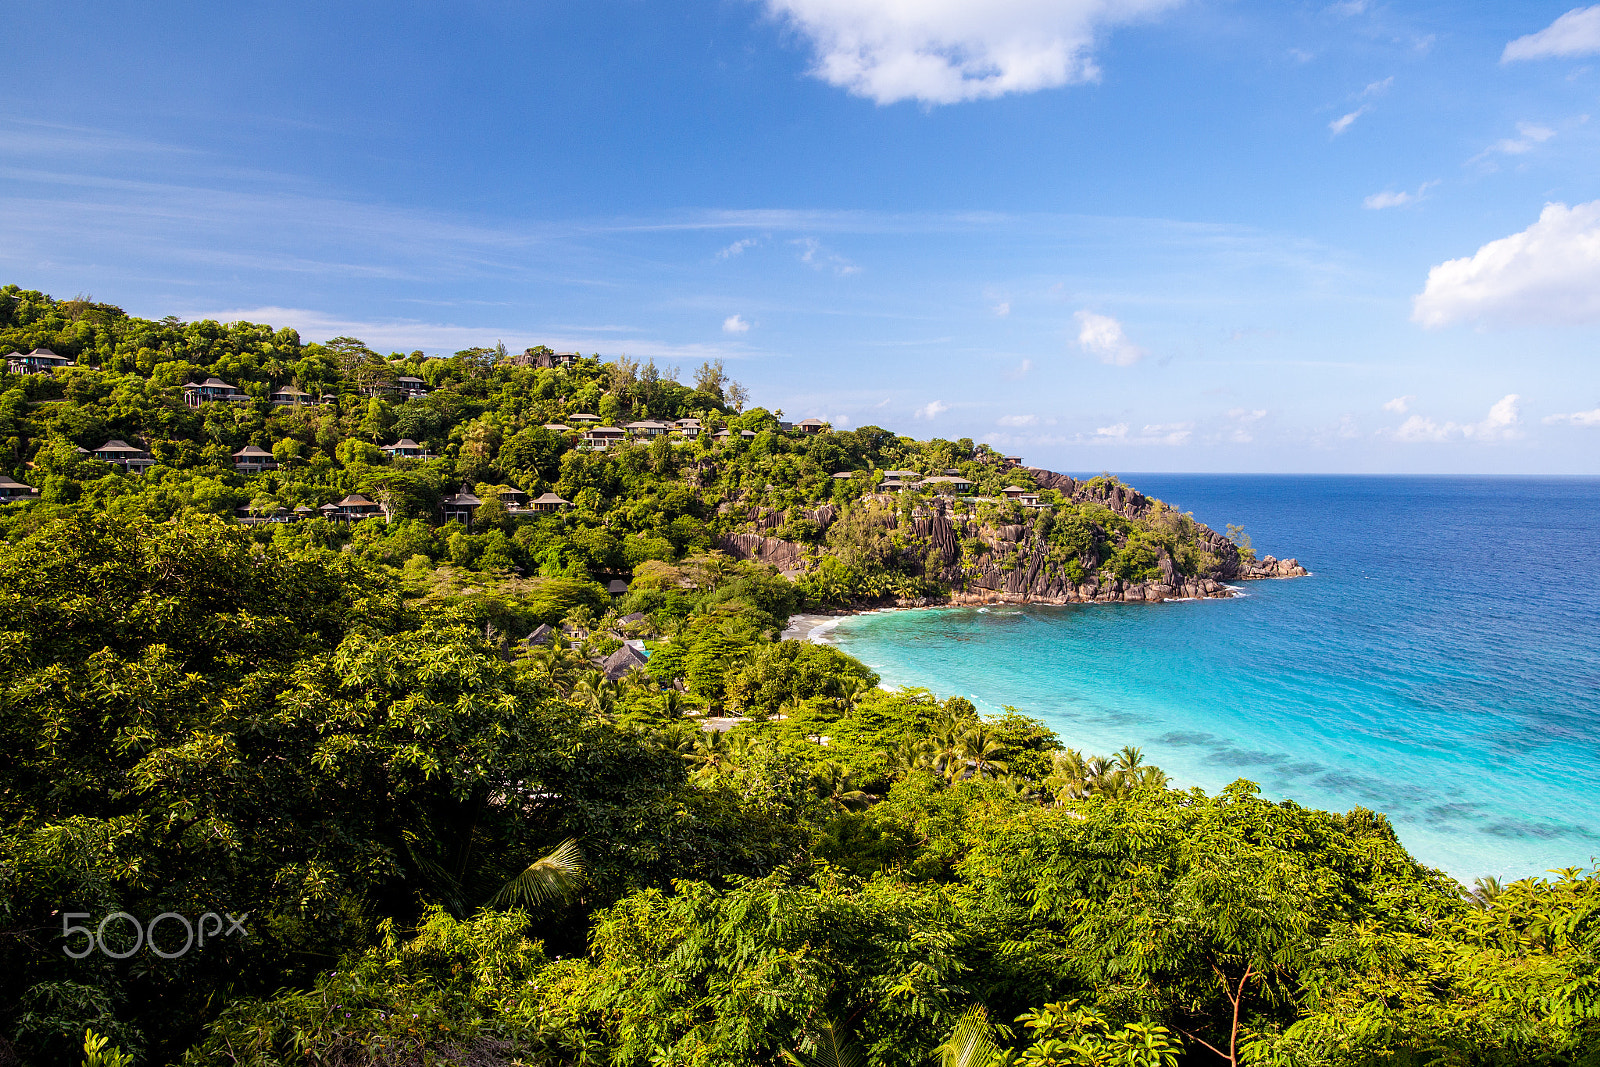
[721,466,1308,606]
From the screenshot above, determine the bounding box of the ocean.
[818,475,1600,883]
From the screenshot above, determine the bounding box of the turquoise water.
[823,475,1600,882]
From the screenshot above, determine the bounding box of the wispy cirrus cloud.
[1544,406,1600,426]
[1328,77,1392,136]
[1364,180,1438,210]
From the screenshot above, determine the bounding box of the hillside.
[0,285,1301,616]
[10,286,1591,1067]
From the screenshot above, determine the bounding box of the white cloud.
[1364,180,1438,210]
[1473,122,1557,162]
[793,236,860,275]
[998,413,1038,426]
[1075,309,1145,365]
[1084,420,1191,445]
[1005,358,1033,380]
[916,400,950,419]
[723,314,752,334]
[761,0,1182,106]
[1388,395,1523,443]
[717,237,760,259]
[1544,406,1600,425]
[1219,409,1265,443]
[1413,200,1600,327]
[1329,108,1365,135]
[1383,395,1414,413]
[1329,0,1368,15]
[1289,47,1314,63]
[992,300,1011,316]
[1329,77,1390,135]
[1504,6,1600,62]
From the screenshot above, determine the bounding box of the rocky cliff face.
[715,470,1308,605]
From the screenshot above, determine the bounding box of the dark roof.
[337,494,377,506]
[442,492,481,507]
[607,579,629,594]
[397,376,424,384]
[233,445,273,457]
[95,439,146,453]
[29,347,61,356]
[0,475,33,489]
[532,492,571,505]
[385,438,422,448]
[619,612,646,624]
[600,644,649,681]
[523,623,554,647]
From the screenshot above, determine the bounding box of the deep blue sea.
[821,476,1600,883]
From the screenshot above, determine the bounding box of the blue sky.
[4,0,1600,473]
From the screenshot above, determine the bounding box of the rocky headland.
[718,467,1308,608]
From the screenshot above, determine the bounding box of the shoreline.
[780,569,1310,644]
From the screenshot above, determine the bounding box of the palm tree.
[571,676,618,719]
[1468,875,1506,910]
[959,727,1009,779]
[879,737,933,779]
[837,677,872,716]
[488,837,585,909]
[1115,745,1146,773]
[680,729,732,779]
[812,761,876,813]
[1045,749,1093,801]
[927,720,968,782]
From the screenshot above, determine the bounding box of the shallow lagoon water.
[823,475,1600,881]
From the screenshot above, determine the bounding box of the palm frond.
[783,1016,866,1067]
[488,837,586,909]
[936,1006,1003,1067]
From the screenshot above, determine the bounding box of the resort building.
[601,641,649,681]
[542,423,573,434]
[0,474,39,502]
[922,474,973,494]
[182,378,251,407]
[380,438,431,459]
[1002,486,1042,506]
[5,348,72,375]
[567,413,602,425]
[581,426,626,451]
[711,428,757,444]
[269,386,314,407]
[335,494,384,521]
[231,445,277,473]
[672,418,702,438]
[530,492,572,512]
[92,439,155,472]
[396,375,428,399]
[795,418,827,434]
[442,491,481,526]
[623,420,670,438]
[878,469,923,491]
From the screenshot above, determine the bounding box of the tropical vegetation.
[1,286,1597,1066]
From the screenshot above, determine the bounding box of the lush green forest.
[2,286,1598,1066]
